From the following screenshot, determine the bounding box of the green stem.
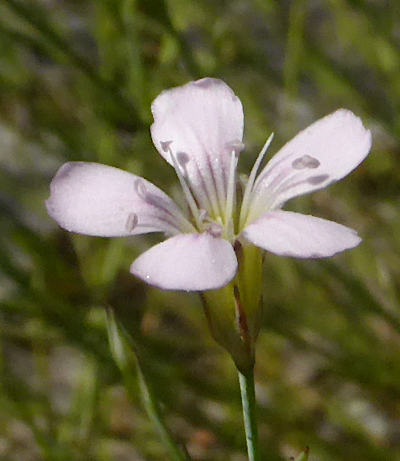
[238,368,260,461]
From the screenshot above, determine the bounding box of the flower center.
[162,143,239,241]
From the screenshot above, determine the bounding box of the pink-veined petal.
[46,162,189,237]
[250,109,371,218]
[151,78,244,216]
[242,210,361,258]
[130,233,238,291]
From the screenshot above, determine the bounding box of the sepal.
[201,243,263,373]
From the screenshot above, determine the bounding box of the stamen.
[239,133,274,229]
[177,151,190,167]
[225,139,245,156]
[134,178,147,200]
[248,169,301,217]
[253,149,296,191]
[199,208,208,222]
[180,131,226,219]
[207,221,223,238]
[246,149,322,223]
[166,145,203,230]
[197,147,225,219]
[134,177,195,233]
[268,174,331,209]
[165,137,217,217]
[193,132,226,217]
[291,154,320,170]
[261,166,297,197]
[160,140,173,153]
[212,154,227,218]
[125,213,138,232]
[135,215,183,236]
[307,174,329,185]
[253,171,331,214]
[224,150,237,233]
[249,164,305,218]
[185,157,218,217]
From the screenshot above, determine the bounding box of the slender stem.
[238,368,260,461]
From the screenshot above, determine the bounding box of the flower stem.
[238,367,260,461]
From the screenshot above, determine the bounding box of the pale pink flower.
[46,78,371,291]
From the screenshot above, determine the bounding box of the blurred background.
[1,0,400,460]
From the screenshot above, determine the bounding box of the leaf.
[105,307,192,461]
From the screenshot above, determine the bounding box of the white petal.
[243,210,361,258]
[251,109,371,215]
[130,233,238,291]
[46,162,188,237]
[151,78,244,215]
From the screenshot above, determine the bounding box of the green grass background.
[0,0,400,460]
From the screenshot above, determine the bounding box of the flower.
[46,78,371,292]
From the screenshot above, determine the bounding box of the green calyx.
[201,242,263,373]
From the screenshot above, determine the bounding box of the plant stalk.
[238,367,260,461]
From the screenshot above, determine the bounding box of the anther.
[199,209,208,222]
[292,154,320,170]
[134,179,147,200]
[307,174,329,185]
[177,151,190,167]
[226,139,245,156]
[125,213,138,232]
[165,144,203,230]
[207,222,223,238]
[160,140,173,152]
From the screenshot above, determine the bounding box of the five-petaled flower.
[46,78,371,291]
